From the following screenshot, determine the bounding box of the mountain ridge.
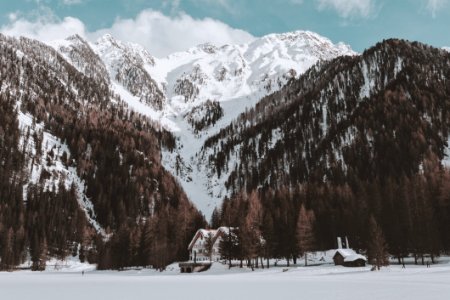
[46,29,355,217]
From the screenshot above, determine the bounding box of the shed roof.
[334,249,367,262]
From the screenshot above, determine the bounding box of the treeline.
[213,170,450,267]
[97,201,205,270]
[0,34,204,270]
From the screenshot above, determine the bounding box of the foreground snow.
[2,260,450,300]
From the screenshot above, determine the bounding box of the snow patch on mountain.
[17,110,107,237]
[161,92,269,216]
[444,136,450,167]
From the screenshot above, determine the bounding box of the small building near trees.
[332,237,367,267]
[180,227,233,273]
[187,227,232,262]
[333,249,367,267]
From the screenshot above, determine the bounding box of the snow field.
[2,261,450,300]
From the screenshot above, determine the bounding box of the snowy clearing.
[2,261,450,300]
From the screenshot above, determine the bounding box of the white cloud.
[426,0,448,17]
[89,10,253,56]
[315,0,376,18]
[8,12,19,22]
[0,9,254,57]
[1,16,87,42]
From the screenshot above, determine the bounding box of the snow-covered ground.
[2,258,450,300]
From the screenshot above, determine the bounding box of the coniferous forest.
[0,34,205,271]
[206,40,450,267]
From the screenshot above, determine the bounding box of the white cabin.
[188,227,232,262]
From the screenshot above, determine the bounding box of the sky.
[0,0,449,57]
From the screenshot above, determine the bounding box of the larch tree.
[243,190,263,268]
[367,215,389,270]
[296,204,316,266]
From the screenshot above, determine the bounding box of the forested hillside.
[205,39,450,264]
[2,33,450,271]
[0,34,204,271]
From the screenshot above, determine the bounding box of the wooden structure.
[179,262,211,273]
[333,249,367,267]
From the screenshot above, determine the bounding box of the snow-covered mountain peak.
[65,33,88,45]
[147,30,357,114]
[443,47,450,53]
[48,34,109,82]
[249,30,356,62]
[194,42,219,54]
[95,34,155,66]
[92,34,165,110]
[151,30,358,217]
[262,30,329,43]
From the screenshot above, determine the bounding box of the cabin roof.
[334,249,367,262]
[187,229,216,250]
[188,227,236,250]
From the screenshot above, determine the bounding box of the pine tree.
[210,208,221,229]
[204,232,214,261]
[219,228,240,268]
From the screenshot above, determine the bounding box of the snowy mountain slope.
[151,31,356,217]
[49,34,109,84]
[17,111,106,236]
[93,34,165,110]
[200,39,450,200]
[147,31,355,115]
[45,31,356,218]
[1,36,108,236]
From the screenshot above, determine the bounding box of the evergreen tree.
[219,228,240,268]
[204,232,214,261]
[210,208,221,229]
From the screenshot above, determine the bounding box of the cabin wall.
[333,254,345,266]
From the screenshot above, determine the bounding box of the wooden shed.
[333,249,367,267]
